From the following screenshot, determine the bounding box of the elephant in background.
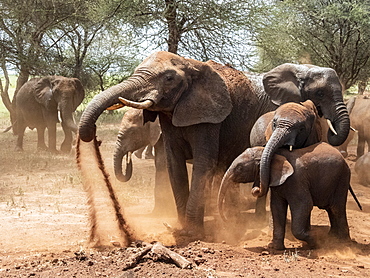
[78,51,349,236]
[339,95,370,158]
[219,143,357,250]
[13,76,85,152]
[355,152,370,186]
[114,108,175,215]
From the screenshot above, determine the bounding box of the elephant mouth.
[316,105,323,117]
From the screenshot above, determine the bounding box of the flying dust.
[76,136,135,248]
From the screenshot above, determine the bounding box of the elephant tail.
[349,184,362,211]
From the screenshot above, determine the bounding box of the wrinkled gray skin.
[14,76,85,152]
[251,100,323,198]
[78,52,349,236]
[219,143,351,250]
[114,108,175,215]
[355,152,370,186]
[342,96,370,158]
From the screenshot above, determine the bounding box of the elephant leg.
[289,199,315,249]
[15,123,27,152]
[357,131,365,158]
[36,127,48,150]
[270,191,288,250]
[326,206,350,240]
[165,150,190,228]
[47,124,57,152]
[185,130,219,235]
[61,122,73,153]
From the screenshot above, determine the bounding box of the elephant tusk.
[350,126,357,132]
[126,152,132,164]
[118,97,153,109]
[58,110,62,123]
[289,145,293,152]
[326,119,338,136]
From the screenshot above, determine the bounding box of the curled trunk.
[114,149,133,182]
[60,110,78,133]
[217,170,236,222]
[253,128,288,198]
[325,101,350,146]
[78,81,140,142]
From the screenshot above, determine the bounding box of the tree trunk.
[164,0,186,54]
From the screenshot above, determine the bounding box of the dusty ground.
[1,116,370,277]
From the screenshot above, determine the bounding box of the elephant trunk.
[217,169,237,222]
[113,129,136,182]
[60,109,78,133]
[114,147,133,182]
[79,78,149,142]
[326,100,350,146]
[253,128,289,197]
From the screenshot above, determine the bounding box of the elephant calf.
[218,142,354,250]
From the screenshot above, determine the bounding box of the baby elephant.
[218,142,359,250]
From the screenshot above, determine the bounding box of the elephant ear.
[34,77,56,110]
[346,96,356,114]
[172,59,232,127]
[263,63,310,105]
[300,100,323,145]
[72,78,85,109]
[269,154,294,187]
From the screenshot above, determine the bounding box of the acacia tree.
[111,0,256,69]
[253,0,370,90]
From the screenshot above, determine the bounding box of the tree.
[111,0,256,69]
[253,0,370,90]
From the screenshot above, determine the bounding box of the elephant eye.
[165,74,174,81]
[316,90,324,98]
[272,119,277,129]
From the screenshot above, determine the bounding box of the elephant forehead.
[275,103,313,119]
[140,51,182,69]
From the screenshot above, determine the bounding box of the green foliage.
[254,0,370,89]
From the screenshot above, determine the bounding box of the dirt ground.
[1,118,370,278]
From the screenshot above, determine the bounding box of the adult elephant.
[342,95,370,158]
[114,108,175,215]
[78,51,349,236]
[14,76,85,152]
[355,152,370,186]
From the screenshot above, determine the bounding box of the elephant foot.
[37,143,48,151]
[15,146,24,152]
[268,240,285,250]
[61,143,72,153]
[178,228,205,241]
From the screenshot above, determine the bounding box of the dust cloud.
[76,137,134,248]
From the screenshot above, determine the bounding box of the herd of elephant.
[12,51,370,249]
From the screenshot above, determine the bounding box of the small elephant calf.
[218,142,359,250]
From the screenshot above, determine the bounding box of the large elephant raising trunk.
[78,51,349,237]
